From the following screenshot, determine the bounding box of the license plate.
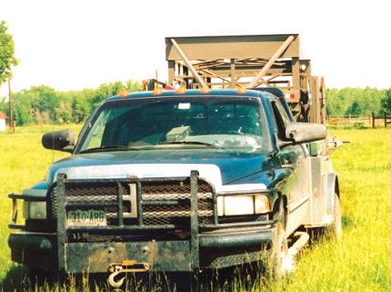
[67,209,107,226]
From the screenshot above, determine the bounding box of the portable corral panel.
[165,34,326,124]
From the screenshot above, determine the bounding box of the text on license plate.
[67,209,107,226]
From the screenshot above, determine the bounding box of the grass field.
[1,125,391,291]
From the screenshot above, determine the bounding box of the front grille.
[141,180,213,225]
[50,178,215,227]
[66,183,118,202]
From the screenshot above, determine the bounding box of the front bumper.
[9,172,276,273]
[9,232,58,271]
[9,226,275,273]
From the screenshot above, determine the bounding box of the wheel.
[264,216,294,280]
[327,193,342,241]
[309,193,342,243]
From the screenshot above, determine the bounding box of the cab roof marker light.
[153,88,164,95]
[200,86,210,94]
[236,86,247,94]
[175,87,187,94]
[118,89,129,97]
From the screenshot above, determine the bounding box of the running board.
[288,231,310,257]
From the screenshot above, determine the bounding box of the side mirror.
[284,122,326,145]
[42,130,75,153]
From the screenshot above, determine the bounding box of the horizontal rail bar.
[65,201,119,207]
[67,224,177,232]
[200,219,276,230]
[8,193,46,201]
[8,224,26,229]
[65,176,192,184]
[142,200,184,206]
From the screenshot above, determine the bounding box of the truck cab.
[8,88,340,281]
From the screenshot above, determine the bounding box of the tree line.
[0,80,141,125]
[1,84,391,126]
[4,84,391,126]
[326,87,391,117]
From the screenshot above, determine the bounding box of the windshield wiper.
[79,145,140,154]
[157,141,225,149]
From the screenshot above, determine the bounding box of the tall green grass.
[1,126,391,291]
[285,128,391,291]
[0,125,80,290]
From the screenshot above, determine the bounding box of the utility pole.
[8,75,14,131]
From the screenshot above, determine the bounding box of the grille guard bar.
[56,171,208,270]
[8,193,46,229]
[54,172,276,271]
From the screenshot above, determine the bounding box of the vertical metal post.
[230,59,236,88]
[372,112,375,128]
[137,181,143,226]
[320,77,327,125]
[117,183,124,226]
[190,170,200,269]
[292,57,300,98]
[168,61,175,86]
[155,70,159,89]
[57,174,67,271]
[310,77,320,123]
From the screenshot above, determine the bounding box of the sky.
[1,0,391,97]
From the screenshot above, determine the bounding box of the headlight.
[22,188,48,220]
[218,194,270,216]
[23,201,47,219]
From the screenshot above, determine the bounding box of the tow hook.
[108,265,126,289]
[108,260,151,289]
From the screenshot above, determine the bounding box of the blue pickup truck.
[8,88,341,284]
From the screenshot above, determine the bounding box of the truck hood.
[47,149,274,191]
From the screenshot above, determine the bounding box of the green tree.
[71,89,94,123]
[0,21,18,84]
[326,87,385,116]
[9,79,142,125]
[90,81,123,106]
[12,85,60,125]
[12,88,34,125]
[89,80,142,108]
[30,85,60,121]
[124,79,142,92]
[55,101,73,124]
[380,89,391,115]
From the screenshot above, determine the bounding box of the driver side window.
[271,100,291,140]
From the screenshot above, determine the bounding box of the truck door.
[270,99,311,236]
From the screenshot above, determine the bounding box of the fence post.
[372,112,375,128]
[385,113,387,128]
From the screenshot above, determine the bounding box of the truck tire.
[265,207,291,280]
[271,221,289,280]
[327,193,342,241]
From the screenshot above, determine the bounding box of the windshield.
[77,96,270,153]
